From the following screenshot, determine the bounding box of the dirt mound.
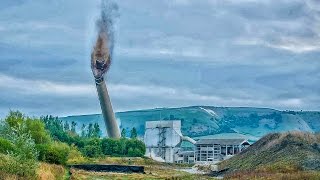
[219,132,320,172]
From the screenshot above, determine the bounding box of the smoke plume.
[92,0,119,73]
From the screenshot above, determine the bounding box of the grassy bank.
[37,163,67,180]
[224,170,320,180]
[219,132,320,180]
[0,163,67,180]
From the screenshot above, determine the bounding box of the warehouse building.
[195,139,250,163]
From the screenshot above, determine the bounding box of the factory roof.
[195,139,249,145]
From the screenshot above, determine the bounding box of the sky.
[0,0,319,118]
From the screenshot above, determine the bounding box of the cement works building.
[194,139,250,163]
[144,120,194,163]
[144,120,250,164]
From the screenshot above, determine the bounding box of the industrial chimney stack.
[91,33,120,138]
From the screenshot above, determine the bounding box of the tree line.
[0,111,146,178]
[41,115,145,158]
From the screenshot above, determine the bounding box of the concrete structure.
[144,120,195,163]
[195,139,250,163]
[176,151,195,164]
[144,120,250,164]
[91,33,120,138]
[175,140,196,164]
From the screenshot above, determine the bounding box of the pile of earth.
[219,131,320,173]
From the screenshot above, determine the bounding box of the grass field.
[70,167,215,180]
[68,157,216,180]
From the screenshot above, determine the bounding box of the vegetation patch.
[0,111,147,179]
[37,163,66,180]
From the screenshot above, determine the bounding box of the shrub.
[0,132,39,178]
[101,138,146,157]
[82,138,103,158]
[101,138,121,156]
[82,145,102,158]
[37,142,70,165]
[36,144,50,161]
[127,147,135,156]
[0,137,14,154]
[125,139,146,157]
[67,145,86,164]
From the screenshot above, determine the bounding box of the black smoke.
[96,0,119,59]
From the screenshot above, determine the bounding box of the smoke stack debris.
[91,0,119,76]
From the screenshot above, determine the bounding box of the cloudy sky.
[0,0,319,118]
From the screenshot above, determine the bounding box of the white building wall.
[144,120,182,147]
[144,120,183,163]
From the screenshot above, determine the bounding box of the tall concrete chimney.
[91,33,120,138]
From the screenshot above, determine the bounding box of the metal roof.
[195,139,249,145]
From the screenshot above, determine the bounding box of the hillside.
[219,132,320,173]
[60,106,320,140]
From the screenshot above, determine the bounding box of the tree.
[3,111,50,144]
[119,138,127,155]
[4,111,24,130]
[81,124,86,137]
[121,128,126,138]
[71,121,77,133]
[87,123,94,138]
[64,121,70,131]
[130,127,137,139]
[1,111,39,177]
[25,118,50,144]
[40,116,69,143]
[93,123,101,138]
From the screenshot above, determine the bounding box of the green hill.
[60,106,320,140]
[219,132,320,173]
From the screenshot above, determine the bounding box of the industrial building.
[144,120,250,164]
[195,139,250,163]
[175,151,195,164]
[144,120,195,163]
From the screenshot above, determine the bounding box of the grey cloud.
[0,0,319,118]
